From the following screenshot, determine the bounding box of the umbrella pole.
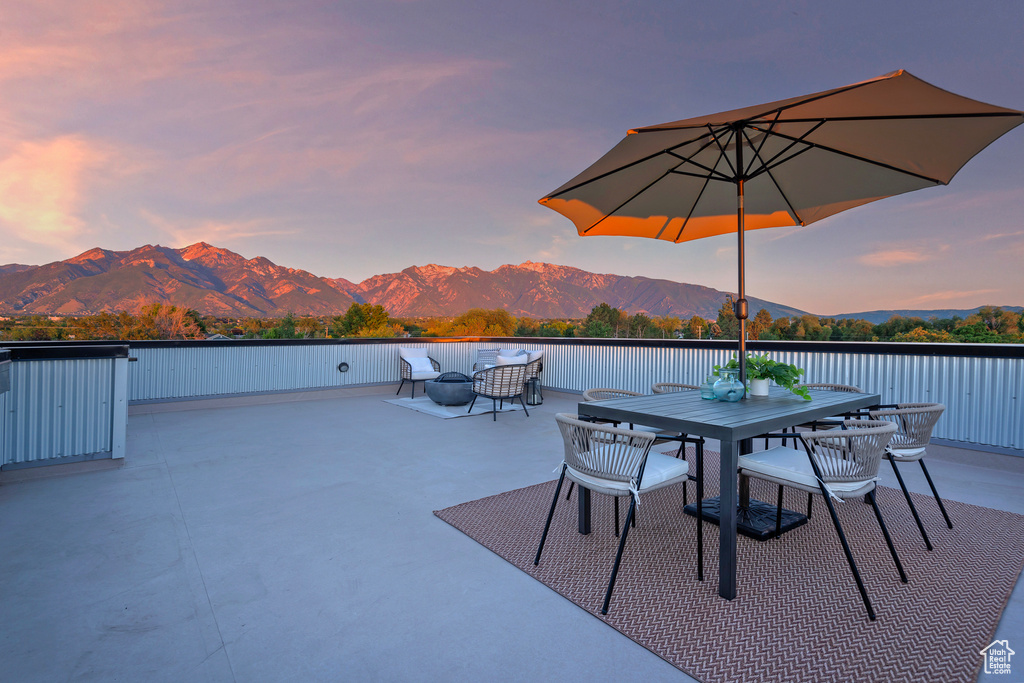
[735,133,748,390]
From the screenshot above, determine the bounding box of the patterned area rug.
[384,396,525,419]
[434,448,1024,683]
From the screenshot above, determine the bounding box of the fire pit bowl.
[424,372,474,406]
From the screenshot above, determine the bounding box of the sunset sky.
[1,0,1021,315]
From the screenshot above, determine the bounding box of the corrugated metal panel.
[4,359,115,465]
[125,341,1022,450]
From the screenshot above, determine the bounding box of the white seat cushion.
[495,354,527,365]
[498,348,526,358]
[637,452,690,490]
[411,370,441,380]
[739,446,875,493]
[566,451,688,495]
[527,349,544,363]
[888,446,926,461]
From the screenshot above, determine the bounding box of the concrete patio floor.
[1,386,1022,682]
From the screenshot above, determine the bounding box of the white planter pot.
[749,378,770,396]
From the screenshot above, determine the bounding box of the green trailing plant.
[713,353,810,400]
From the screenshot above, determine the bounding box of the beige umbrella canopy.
[539,70,1023,384]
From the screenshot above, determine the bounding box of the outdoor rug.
[384,396,525,419]
[434,448,1024,683]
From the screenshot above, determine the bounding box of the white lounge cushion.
[527,349,544,363]
[495,354,527,365]
[405,356,435,374]
[739,446,876,494]
[498,348,526,358]
[567,451,688,495]
[398,347,428,360]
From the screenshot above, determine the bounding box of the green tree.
[585,303,626,337]
[874,315,928,341]
[716,298,739,339]
[514,317,540,336]
[583,319,613,337]
[653,316,681,339]
[263,313,298,339]
[627,313,653,338]
[748,309,773,340]
[951,321,1001,343]
[687,316,709,339]
[427,309,517,336]
[892,327,957,343]
[334,303,391,337]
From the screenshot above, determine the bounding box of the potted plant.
[714,353,810,400]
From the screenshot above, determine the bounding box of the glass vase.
[713,369,745,402]
[699,375,716,400]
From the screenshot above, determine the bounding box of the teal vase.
[713,369,745,402]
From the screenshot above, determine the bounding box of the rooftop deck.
[2,386,1022,682]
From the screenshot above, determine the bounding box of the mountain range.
[0,243,1016,322]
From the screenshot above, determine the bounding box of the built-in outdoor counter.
[0,344,130,476]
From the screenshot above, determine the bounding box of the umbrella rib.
[546,129,721,199]
[580,167,681,235]
[740,119,809,225]
[584,134,728,237]
[744,119,826,179]
[761,111,1024,124]
[708,125,740,179]
[628,76,895,134]
[749,127,947,185]
[665,130,736,181]
[666,173,713,242]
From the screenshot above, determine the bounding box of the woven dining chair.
[467,364,530,421]
[738,419,903,621]
[778,383,867,518]
[868,403,949,550]
[651,382,701,394]
[534,414,700,614]
[576,388,705,513]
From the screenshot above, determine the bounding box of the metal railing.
[0,345,129,470]
[118,337,1022,452]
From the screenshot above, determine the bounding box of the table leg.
[577,486,591,535]
[719,439,738,600]
[739,438,752,507]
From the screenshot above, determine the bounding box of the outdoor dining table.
[576,387,881,600]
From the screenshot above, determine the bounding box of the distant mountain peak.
[68,247,116,264]
[0,243,356,317]
[0,243,813,320]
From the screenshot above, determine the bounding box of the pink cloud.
[0,136,105,250]
[856,248,931,267]
[907,289,1000,305]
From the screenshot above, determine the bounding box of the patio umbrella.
[539,70,1023,385]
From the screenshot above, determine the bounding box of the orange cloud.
[138,210,299,248]
[856,249,930,267]
[0,136,105,249]
[907,289,1000,305]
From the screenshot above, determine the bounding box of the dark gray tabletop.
[577,388,882,442]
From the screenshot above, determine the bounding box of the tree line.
[0,300,1020,344]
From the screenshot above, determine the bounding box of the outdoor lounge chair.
[738,419,904,621]
[396,347,441,399]
[534,414,699,614]
[869,403,950,550]
[467,363,529,421]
